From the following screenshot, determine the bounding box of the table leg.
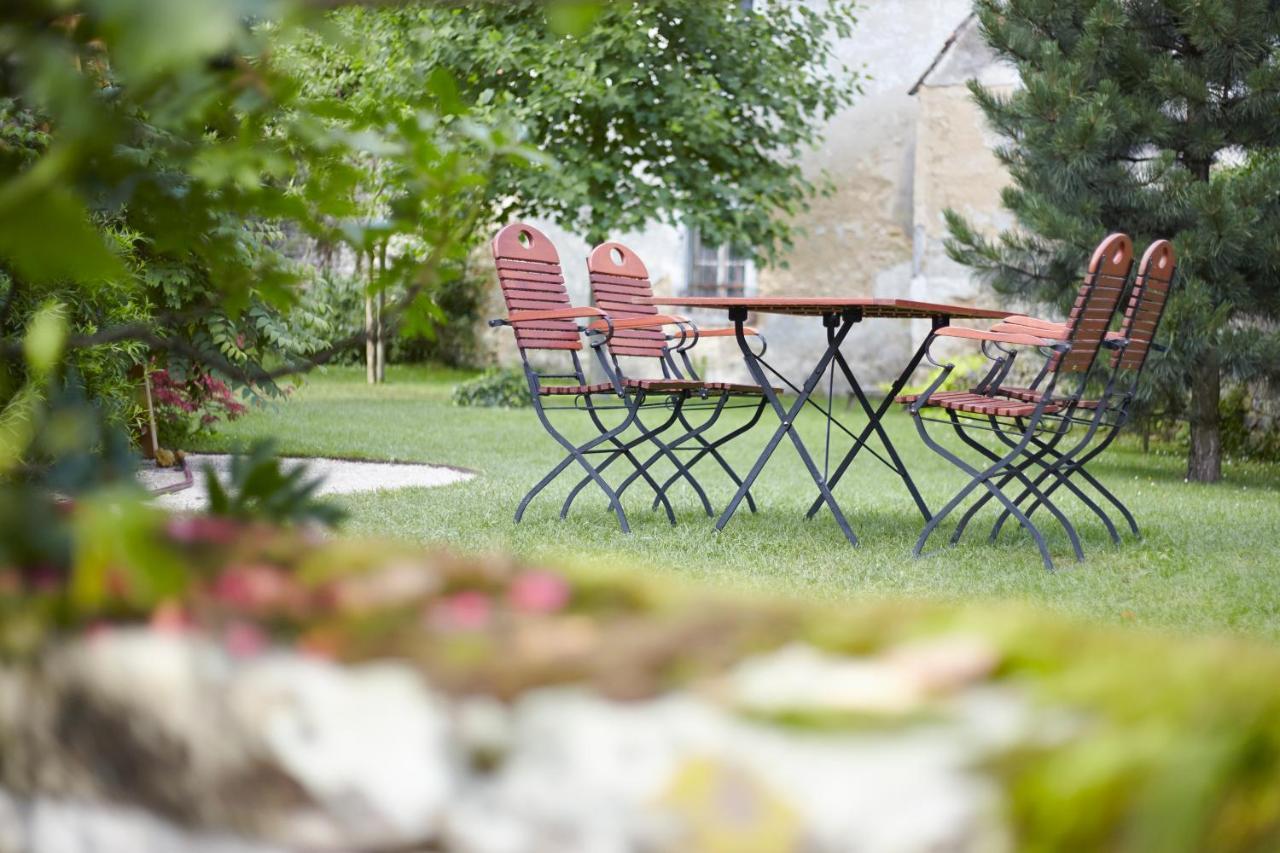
[804,319,946,522]
[717,309,859,545]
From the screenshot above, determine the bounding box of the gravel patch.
[138,453,473,512]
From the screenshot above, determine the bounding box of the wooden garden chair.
[488,222,722,532]
[557,241,771,519]
[900,233,1135,570]
[981,239,1176,542]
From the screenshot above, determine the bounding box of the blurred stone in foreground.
[1,627,1017,852]
[4,531,1280,851]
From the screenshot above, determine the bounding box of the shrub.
[204,441,346,529]
[451,367,529,408]
[149,368,249,448]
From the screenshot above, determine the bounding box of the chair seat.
[708,381,782,395]
[896,391,970,405]
[538,378,698,396]
[539,378,778,397]
[997,386,1100,410]
[897,391,1059,418]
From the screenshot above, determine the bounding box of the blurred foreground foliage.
[0,0,536,441]
[4,503,1280,849]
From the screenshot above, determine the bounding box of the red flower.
[508,570,571,615]
[427,590,492,631]
[223,620,269,658]
[167,515,242,545]
[212,563,306,613]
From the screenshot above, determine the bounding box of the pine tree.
[946,0,1280,482]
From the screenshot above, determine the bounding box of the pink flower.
[507,571,571,615]
[427,590,492,631]
[223,620,269,657]
[212,563,304,613]
[167,516,242,545]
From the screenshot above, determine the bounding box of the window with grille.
[687,230,751,298]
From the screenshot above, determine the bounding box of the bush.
[149,368,249,448]
[1220,384,1280,463]
[451,367,529,408]
[393,268,491,368]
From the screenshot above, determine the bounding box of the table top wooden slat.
[639,296,1012,320]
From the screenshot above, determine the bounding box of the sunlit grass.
[199,364,1280,640]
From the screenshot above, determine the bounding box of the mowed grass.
[198,364,1280,640]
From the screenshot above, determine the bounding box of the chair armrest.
[993,317,1069,338]
[502,306,607,325]
[935,326,1059,347]
[586,313,687,332]
[996,317,1128,344]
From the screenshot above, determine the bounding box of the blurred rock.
[0,630,457,851]
[728,643,925,715]
[0,788,285,853]
[228,655,457,848]
[0,631,1016,853]
[444,687,1011,853]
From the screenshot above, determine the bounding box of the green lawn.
[198,364,1280,640]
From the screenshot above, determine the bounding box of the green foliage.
[394,265,492,367]
[946,0,1280,476]
[204,440,346,528]
[1219,384,1280,463]
[452,367,530,409]
[278,0,861,262]
[886,352,993,396]
[0,0,533,435]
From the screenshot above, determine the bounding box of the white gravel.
[138,453,473,512]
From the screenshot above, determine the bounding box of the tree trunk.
[364,249,376,385]
[1187,348,1221,482]
[375,289,385,383]
[1182,154,1220,482]
[375,242,387,383]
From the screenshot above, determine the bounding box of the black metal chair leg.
[947,420,1103,546]
[562,396,682,523]
[984,426,1124,545]
[911,411,1057,570]
[991,431,1139,541]
[654,396,768,513]
[516,395,638,531]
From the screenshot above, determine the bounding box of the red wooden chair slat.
[492,223,582,352]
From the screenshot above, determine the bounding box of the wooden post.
[362,250,376,385]
[375,242,386,383]
[142,365,160,460]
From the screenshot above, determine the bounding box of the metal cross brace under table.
[641,297,1012,546]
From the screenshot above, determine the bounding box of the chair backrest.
[1052,232,1134,375]
[491,222,580,352]
[586,241,667,359]
[1112,239,1175,371]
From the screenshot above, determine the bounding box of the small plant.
[452,367,530,408]
[149,367,249,447]
[205,441,345,529]
[887,353,994,397]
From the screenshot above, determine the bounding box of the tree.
[281,0,860,262]
[945,0,1280,482]
[0,1,532,416]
